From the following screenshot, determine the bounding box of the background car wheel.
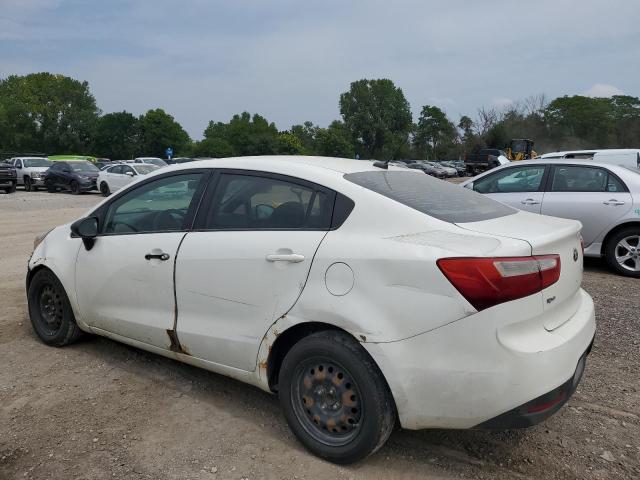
[24,176,32,191]
[4,181,16,193]
[278,330,395,464]
[27,269,84,346]
[605,227,640,277]
[100,181,110,196]
[70,181,80,195]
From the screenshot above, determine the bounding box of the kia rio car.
[27,156,595,464]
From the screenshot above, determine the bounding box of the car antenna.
[373,160,389,169]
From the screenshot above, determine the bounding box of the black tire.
[46,180,57,193]
[100,181,110,197]
[604,227,640,277]
[24,176,32,192]
[4,181,16,193]
[278,330,395,464]
[70,181,80,195]
[27,269,84,346]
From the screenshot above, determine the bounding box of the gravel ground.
[0,189,638,480]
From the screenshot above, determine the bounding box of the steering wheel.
[152,209,185,231]
[112,221,139,233]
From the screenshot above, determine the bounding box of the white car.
[9,157,53,191]
[97,163,160,196]
[27,156,595,464]
[127,157,168,167]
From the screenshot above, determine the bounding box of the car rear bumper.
[363,288,596,430]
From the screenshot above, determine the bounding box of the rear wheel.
[70,181,80,195]
[278,330,395,464]
[100,181,110,197]
[605,227,640,277]
[27,269,83,346]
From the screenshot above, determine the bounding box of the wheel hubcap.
[38,285,63,334]
[615,235,640,272]
[292,359,362,446]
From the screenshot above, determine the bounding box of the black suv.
[43,161,100,194]
[0,161,17,193]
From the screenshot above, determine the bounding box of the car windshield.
[23,158,52,167]
[70,162,99,172]
[344,171,516,223]
[146,158,168,166]
[133,165,160,175]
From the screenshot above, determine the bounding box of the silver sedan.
[461,160,640,277]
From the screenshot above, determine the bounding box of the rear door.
[472,164,548,213]
[540,165,632,245]
[175,171,334,371]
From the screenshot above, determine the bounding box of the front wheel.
[70,181,80,195]
[24,176,32,191]
[604,227,640,277]
[27,269,84,346]
[4,181,16,193]
[278,331,395,464]
[100,181,110,197]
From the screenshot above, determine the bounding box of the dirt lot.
[1,190,638,480]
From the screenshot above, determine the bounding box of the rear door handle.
[266,253,305,263]
[521,198,540,205]
[603,199,625,206]
[145,252,170,261]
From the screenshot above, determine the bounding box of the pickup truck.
[464,149,510,175]
[0,161,17,193]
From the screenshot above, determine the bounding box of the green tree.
[314,120,355,158]
[339,79,412,159]
[544,95,613,147]
[200,112,281,157]
[0,72,100,154]
[413,105,457,159]
[290,121,319,154]
[92,111,140,159]
[138,108,190,157]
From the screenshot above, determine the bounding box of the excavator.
[505,138,537,161]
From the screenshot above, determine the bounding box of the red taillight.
[437,255,561,311]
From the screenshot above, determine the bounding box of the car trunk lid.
[456,211,583,330]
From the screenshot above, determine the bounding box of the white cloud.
[584,83,625,97]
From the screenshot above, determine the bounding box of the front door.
[541,165,633,245]
[75,172,206,348]
[175,171,334,371]
[472,164,548,214]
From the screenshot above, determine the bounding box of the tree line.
[1,72,639,160]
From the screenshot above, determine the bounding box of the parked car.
[406,162,446,178]
[426,161,457,178]
[97,163,160,196]
[43,161,100,194]
[0,160,17,193]
[27,156,595,464]
[540,149,640,170]
[441,160,466,176]
[9,157,53,191]
[128,157,168,167]
[165,157,196,165]
[461,159,640,276]
[464,148,510,175]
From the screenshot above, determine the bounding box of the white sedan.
[27,156,595,464]
[97,163,159,196]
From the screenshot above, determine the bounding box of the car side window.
[606,173,625,193]
[103,173,203,234]
[16,160,22,168]
[206,173,332,230]
[473,166,546,194]
[109,165,123,175]
[550,166,613,192]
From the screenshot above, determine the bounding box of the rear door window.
[550,165,626,192]
[344,171,515,223]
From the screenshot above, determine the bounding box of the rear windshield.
[344,171,516,223]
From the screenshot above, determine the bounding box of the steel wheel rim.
[290,357,363,447]
[38,284,64,335]
[615,235,640,272]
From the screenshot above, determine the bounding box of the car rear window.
[344,171,516,223]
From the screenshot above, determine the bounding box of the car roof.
[541,148,640,158]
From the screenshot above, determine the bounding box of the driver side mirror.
[70,217,99,250]
[125,171,134,177]
[464,182,474,190]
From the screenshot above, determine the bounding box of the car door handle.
[145,252,170,261]
[603,199,625,206]
[266,253,305,263]
[521,198,540,205]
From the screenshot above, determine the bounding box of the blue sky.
[1,0,639,138]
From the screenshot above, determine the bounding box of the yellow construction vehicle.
[505,139,537,161]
